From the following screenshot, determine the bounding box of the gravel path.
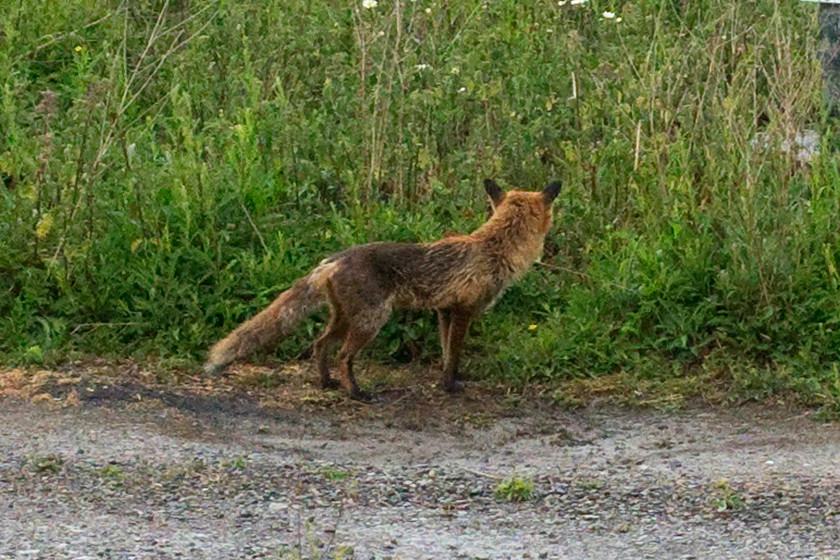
[2,386,840,559]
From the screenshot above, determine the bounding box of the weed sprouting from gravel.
[319,467,351,481]
[221,456,248,470]
[712,479,744,512]
[99,464,127,484]
[25,454,64,475]
[494,474,536,502]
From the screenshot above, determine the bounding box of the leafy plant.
[712,479,744,512]
[100,464,127,484]
[494,474,535,502]
[27,454,64,475]
[319,467,351,481]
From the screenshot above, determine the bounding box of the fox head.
[483,178,562,236]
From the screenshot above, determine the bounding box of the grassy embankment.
[3,0,840,411]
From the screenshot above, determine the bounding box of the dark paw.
[443,380,464,394]
[204,362,228,377]
[320,377,341,390]
[349,389,374,402]
[297,345,314,360]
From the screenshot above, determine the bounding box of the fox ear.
[542,180,562,205]
[484,179,505,207]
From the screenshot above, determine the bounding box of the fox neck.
[471,209,548,280]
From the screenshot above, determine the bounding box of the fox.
[204,178,562,399]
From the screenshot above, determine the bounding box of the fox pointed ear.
[484,178,505,207]
[542,180,562,205]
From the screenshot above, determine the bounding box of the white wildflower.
[425,7,431,13]
[457,87,466,93]
[414,63,431,71]
[558,0,588,5]
[362,0,377,9]
[602,11,616,18]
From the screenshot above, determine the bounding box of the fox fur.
[205,179,562,399]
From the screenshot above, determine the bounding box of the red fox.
[205,179,561,399]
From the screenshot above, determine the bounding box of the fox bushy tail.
[204,263,334,374]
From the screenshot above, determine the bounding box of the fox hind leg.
[313,316,347,390]
[442,308,472,393]
[336,304,391,400]
[312,281,350,390]
[437,309,451,366]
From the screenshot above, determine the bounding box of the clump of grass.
[712,479,744,512]
[319,467,351,481]
[221,456,248,470]
[494,474,535,502]
[26,454,64,475]
[99,464,127,484]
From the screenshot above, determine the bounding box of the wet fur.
[205,179,561,399]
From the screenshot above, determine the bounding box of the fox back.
[325,184,559,312]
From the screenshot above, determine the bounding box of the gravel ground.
[2,375,840,559]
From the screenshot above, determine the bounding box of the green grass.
[99,464,128,484]
[494,474,535,502]
[26,453,64,475]
[2,0,840,411]
[711,479,744,512]
[319,467,351,481]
